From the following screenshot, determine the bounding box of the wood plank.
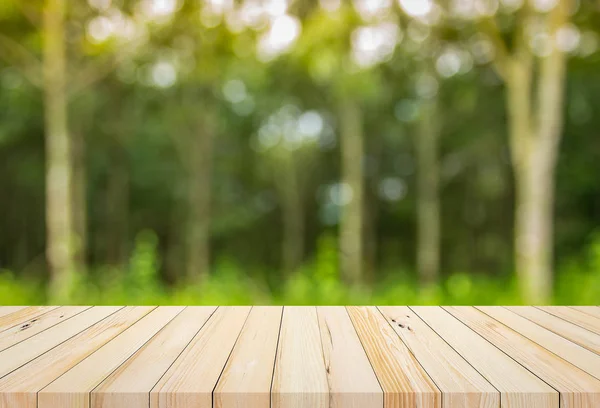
[347,306,440,408]
[0,306,154,408]
[507,306,600,355]
[412,306,557,408]
[0,306,122,379]
[539,307,600,335]
[39,306,184,408]
[0,307,58,333]
[570,307,600,319]
[379,306,499,408]
[2,305,599,407]
[91,306,217,408]
[317,306,383,408]
[214,306,282,408]
[271,306,329,408]
[0,307,27,319]
[0,306,91,352]
[478,306,600,380]
[150,306,251,408]
[446,306,600,408]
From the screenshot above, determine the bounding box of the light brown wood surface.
[0,306,153,408]
[507,306,600,354]
[0,306,90,352]
[379,306,499,408]
[0,306,600,407]
[0,307,27,319]
[348,306,440,408]
[317,306,383,408]
[0,306,123,381]
[570,306,600,319]
[539,306,600,335]
[446,306,600,408]
[214,306,282,408]
[478,306,600,380]
[92,307,217,408]
[150,306,251,408]
[39,306,183,408]
[0,307,57,332]
[271,306,329,408]
[412,306,558,408]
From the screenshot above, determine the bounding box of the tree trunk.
[416,97,440,288]
[338,99,364,287]
[514,155,555,303]
[44,0,75,299]
[186,125,213,283]
[280,163,304,277]
[506,2,568,303]
[364,170,379,286]
[71,126,87,271]
[105,144,129,268]
[165,202,185,284]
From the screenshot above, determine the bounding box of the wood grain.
[412,306,558,408]
[348,306,440,408]
[0,306,154,408]
[507,306,600,355]
[477,306,600,380]
[0,307,57,333]
[271,306,329,408]
[214,306,282,408]
[318,306,383,408]
[446,306,600,408]
[379,306,499,408]
[569,307,600,320]
[0,306,597,407]
[0,307,27,319]
[0,306,123,379]
[0,306,90,352]
[150,306,251,408]
[39,306,183,408]
[539,306,600,335]
[92,306,217,408]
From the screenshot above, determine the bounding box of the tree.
[479,0,571,302]
[43,0,74,298]
[338,98,365,286]
[0,0,145,298]
[183,98,216,283]
[289,4,390,286]
[164,88,217,283]
[415,90,441,287]
[254,105,321,277]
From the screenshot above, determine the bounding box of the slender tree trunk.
[279,163,304,277]
[71,126,87,271]
[338,99,364,287]
[364,136,383,285]
[186,125,213,283]
[514,155,556,303]
[165,199,185,284]
[506,2,568,303]
[416,97,441,287]
[105,144,129,268]
[44,0,74,299]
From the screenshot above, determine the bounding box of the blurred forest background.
[0,0,599,305]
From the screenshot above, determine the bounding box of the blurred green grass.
[2,230,599,305]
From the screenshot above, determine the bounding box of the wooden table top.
[0,306,600,408]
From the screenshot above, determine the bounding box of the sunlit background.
[0,0,599,304]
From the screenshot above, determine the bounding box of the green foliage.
[555,231,600,305]
[1,232,599,305]
[0,270,43,304]
[1,0,600,305]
